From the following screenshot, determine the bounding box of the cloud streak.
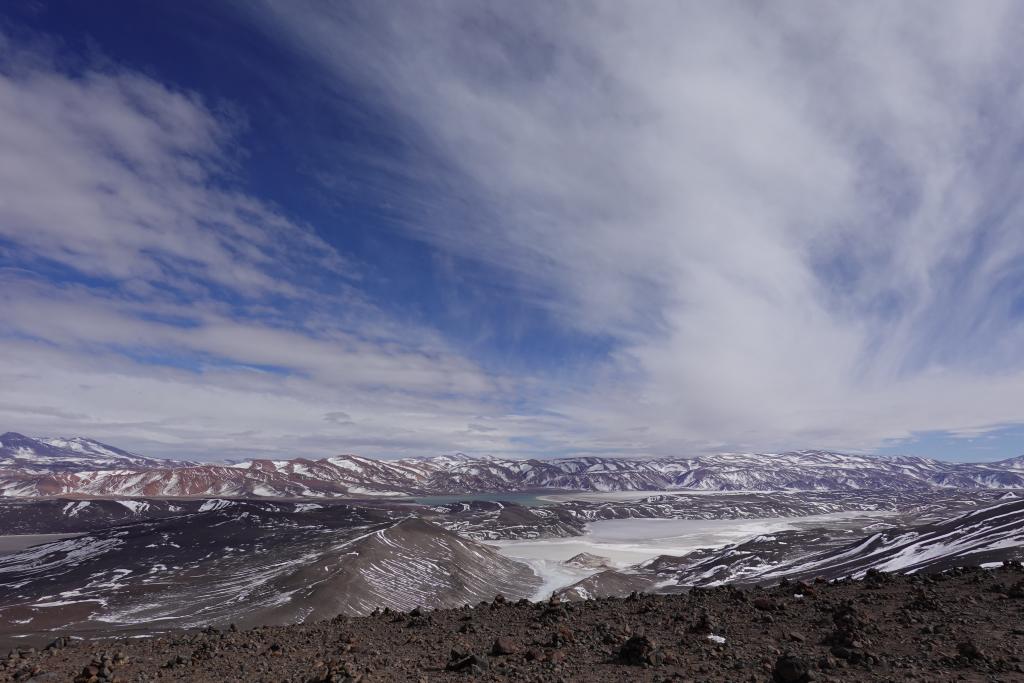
[0,37,545,460]
[5,4,1024,461]
[251,1,1024,455]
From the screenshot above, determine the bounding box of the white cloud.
[6,5,1024,461]
[248,1,1024,456]
[0,40,554,460]
[0,47,347,297]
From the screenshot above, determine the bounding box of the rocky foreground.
[3,565,1024,682]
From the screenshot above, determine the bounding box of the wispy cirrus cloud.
[6,3,1024,462]
[0,45,348,297]
[0,36,556,460]
[248,1,1024,457]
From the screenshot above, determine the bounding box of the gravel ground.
[3,564,1023,682]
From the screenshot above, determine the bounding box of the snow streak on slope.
[4,434,1024,498]
[0,505,539,639]
[764,498,1024,579]
[263,517,540,620]
[0,433,181,472]
[652,498,1024,587]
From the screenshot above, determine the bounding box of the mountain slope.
[765,497,1024,580]
[0,433,180,472]
[262,516,541,620]
[650,497,1024,587]
[4,434,1024,498]
[0,506,538,640]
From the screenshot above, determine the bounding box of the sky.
[2,1,1024,463]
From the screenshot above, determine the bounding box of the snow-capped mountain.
[3,434,1024,498]
[0,432,182,473]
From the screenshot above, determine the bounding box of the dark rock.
[773,653,810,683]
[491,637,519,656]
[539,605,568,623]
[830,645,863,663]
[548,625,574,648]
[958,641,985,660]
[446,653,488,673]
[689,610,716,634]
[43,637,68,652]
[618,634,662,666]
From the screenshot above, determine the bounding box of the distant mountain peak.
[0,433,182,474]
[5,432,1024,498]
[0,431,32,442]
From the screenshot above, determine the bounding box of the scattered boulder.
[825,600,863,647]
[618,634,663,666]
[446,652,488,673]
[491,637,519,656]
[548,624,575,648]
[773,653,810,683]
[5,563,1022,681]
[43,637,70,652]
[25,674,63,683]
[688,610,717,634]
[957,640,985,660]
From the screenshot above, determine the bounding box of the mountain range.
[3,431,1024,498]
[2,431,1023,647]
[1,493,1022,644]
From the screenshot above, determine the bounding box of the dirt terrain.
[3,564,1023,682]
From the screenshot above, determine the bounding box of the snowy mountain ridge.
[2,433,1024,498]
[0,432,184,473]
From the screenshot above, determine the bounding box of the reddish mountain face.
[3,433,1024,499]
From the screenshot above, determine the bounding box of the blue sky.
[1,1,1024,462]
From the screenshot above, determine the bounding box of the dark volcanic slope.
[648,497,1024,588]
[0,505,538,644]
[3,566,1023,682]
[0,498,227,534]
[260,516,541,620]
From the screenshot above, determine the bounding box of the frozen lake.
[494,511,894,599]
